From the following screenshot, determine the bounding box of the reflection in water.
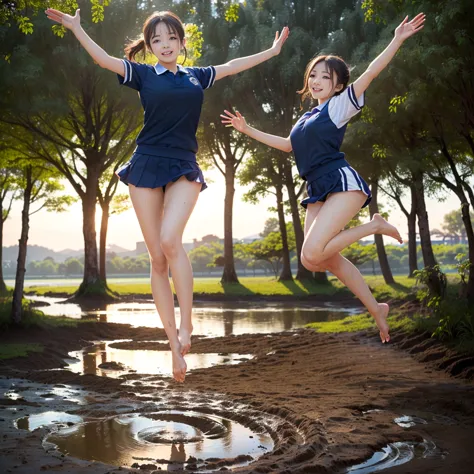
[15,411,83,431]
[29,296,361,337]
[67,341,253,378]
[46,411,273,469]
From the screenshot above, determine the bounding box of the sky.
[4,167,461,252]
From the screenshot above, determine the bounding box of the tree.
[1,3,142,299]
[10,151,72,324]
[97,166,133,281]
[0,149,20,294]
[239,151,293,281]
[244,229,295,278]
[260,217,279,238]
[441,209,474,244]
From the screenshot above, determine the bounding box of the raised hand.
[220,109,248,133]
[271,26,290,56]
[45,8,81,32]
[394,13,425,42]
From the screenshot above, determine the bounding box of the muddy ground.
[1,321,474,473]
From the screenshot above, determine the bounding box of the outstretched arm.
[45,8,125,76]
[221,110,292,153]
[214,27,289,81]
[353,13,425,98]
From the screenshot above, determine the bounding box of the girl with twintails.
[222,13,425,344]
[45,7,289,382]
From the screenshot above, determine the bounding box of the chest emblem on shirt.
[189,76,200,86]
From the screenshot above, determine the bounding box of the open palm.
[45,8,81,31]
[394,13,425,41]
[220,110,247,133]
[271,26,290,55]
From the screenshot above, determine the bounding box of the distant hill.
[2,244,134,263]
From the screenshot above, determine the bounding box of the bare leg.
[129,184,186,382]
[303,202,390,342]
[302,191,402,267]
[161,177,201,357]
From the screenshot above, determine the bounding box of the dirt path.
[1,323,473,473]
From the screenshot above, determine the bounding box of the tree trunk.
[275,183,293,281]
[460,201,474,301]
[282,161,313,280]
[11,167,32,324]
[407,185,418,278]
[76,166,108,297]
[412,170,444,296]
[0,198,7,295]
[99,201,110,281]
[369,180,394,284]
[221,164,239,283]
[438,142,474,300]
[313,271,329,283]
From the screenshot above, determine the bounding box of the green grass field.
[24,275,419,300]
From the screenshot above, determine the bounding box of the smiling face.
[149,21,185,65]
[308,61,342,104]
[298,55,350,107]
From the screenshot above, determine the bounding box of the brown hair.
[124,11,187,63]
[297,55,350,106]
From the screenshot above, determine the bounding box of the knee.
[149,250,168,275]
[301,253,326,273]
[302,245,325,268]
[160,232,180,260]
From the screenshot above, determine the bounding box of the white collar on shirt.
[154,63,188,75]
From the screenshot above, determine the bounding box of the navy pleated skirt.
[301,166,371,209]
[116,153,207,191]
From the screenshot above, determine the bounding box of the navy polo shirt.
[118,60,216,162]
[290,84,364,182]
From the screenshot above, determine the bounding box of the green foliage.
[453,253,472,298]
[224,2,241,22]
[183,23,204,63]
[414,254,474,344]
[17,16,33,34]
[188,242,223,272]
[342,242,376,266]
[0,1,109,36]
[431,298,474,343]
[414,264,447,302]
[388,93,407,113]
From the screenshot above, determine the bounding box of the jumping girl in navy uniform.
[222,13,425,344]
[46,8,289,382]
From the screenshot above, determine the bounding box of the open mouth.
[161,51,173,57]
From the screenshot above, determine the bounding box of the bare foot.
[178,325,193,356]
[372,213,403,244]
[372,303,390,343]
[171,348,187,383]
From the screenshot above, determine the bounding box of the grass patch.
[0,297,81,329]
[306,311,418,334]
[25,285,78,296]
[25,275,420,299]
[0,343,43,360]
[329,275,417,301]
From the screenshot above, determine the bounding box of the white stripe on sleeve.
[206,66,216,89]
[121,59,128,83]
